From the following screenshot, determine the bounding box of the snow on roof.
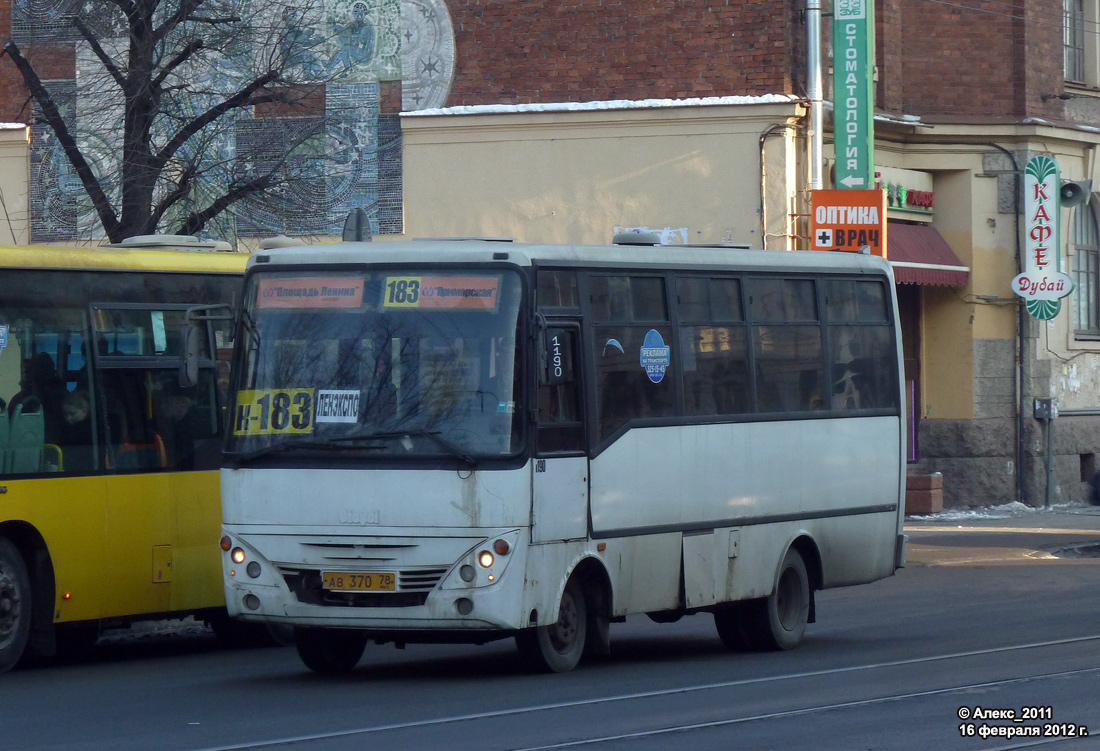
[1023,117,1100,135]
[403,94,801,117]
[0,123,28,129]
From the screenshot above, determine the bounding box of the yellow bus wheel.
[0,538,32,673]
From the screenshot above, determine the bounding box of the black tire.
[516,578,587,673]
[294,627,367,675]
[0,538,32,673]
[713,602,753,651]
[740,548,810,651]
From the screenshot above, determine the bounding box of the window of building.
[1066,0,1087,83]
[1073,199,1100,335]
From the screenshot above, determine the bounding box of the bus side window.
[677,276,750,417]
[594,325,676,439]
[748,278,823,413]
[159,374,221,470]
[0,306,94,474]
[826,280,897,411]
[98,369,219,471]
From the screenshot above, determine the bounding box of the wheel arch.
[568,555,613,658]
[571,555,612,619]
[787,534,822,623]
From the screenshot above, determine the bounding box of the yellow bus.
[0,241,247,671]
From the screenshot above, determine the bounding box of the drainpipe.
[987,143,1024,505]
[807,0,824,190]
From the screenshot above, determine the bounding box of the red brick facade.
[0,0,21,123]
[444,0,800,104]
[0,2,1083,128]
[875,0,1061,121]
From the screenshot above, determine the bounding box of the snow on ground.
[909,501,1096,522]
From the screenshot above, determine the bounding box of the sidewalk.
[906,501,1100,530]
[903,502,1100,566]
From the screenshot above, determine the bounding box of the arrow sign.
[833,0,875,191]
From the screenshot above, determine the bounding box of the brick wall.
[0,1,1077,133]
[0,0,26,123]
[883,0,1062,121]
[444,0,798,105]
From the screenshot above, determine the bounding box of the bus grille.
[281,567,449,608]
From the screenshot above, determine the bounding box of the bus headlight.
[477,551,494,568]
[231,547,246,564]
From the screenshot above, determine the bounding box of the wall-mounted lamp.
[1041,92,1083,101]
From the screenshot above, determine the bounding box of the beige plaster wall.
[0,126,30,246]
[400,103,807,248]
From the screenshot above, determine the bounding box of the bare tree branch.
[3,41,123,240]
[8,0,351,242]
[151,39,205,92]
[187,16,242,24]
[176,174,275,236]
[72,17,127,89]
[152,70,282,169]
[154,0,207,43]
[150,163,197,226]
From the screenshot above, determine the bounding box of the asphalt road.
[3,505,1100,751]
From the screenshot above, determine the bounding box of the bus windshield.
[227,269,525,461]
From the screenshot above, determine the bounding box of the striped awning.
[887,222,970,287]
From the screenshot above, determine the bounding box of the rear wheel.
[516,578,587,673]
[294,627,367,674]
[0,538,32,673]
[738,548,810,651]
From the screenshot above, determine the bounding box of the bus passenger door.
[531,323,588,543]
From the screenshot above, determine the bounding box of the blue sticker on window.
[640,329,670,383]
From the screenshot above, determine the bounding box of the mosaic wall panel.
[12,0,83,43]
[21,0,454,243]
[235,84,390,237]
[29,81,78,242]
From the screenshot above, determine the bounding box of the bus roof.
[0,244,250,274]
[247,239,894,278]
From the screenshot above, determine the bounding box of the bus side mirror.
[541,328,575,386]
[179,324,203,388]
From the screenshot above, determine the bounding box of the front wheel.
[738,548,810,651]
[0,538,32,673]
[294,627,367,674]
[516,578,587,673]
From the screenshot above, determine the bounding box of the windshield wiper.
[329,429,477,466]
[231,437,384,464]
